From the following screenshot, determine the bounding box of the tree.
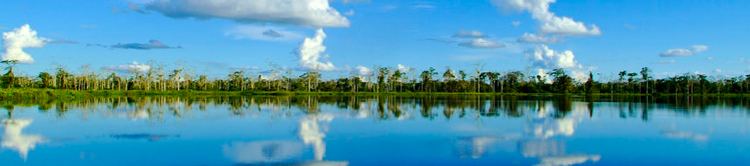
[228,70,245,91]
[505,71,524,93]
[640,67,651,94]
[300,71,320,92]
[584,72,597,94]
[389,69,403,92]
[420,67,437,92]
[1,60,18,88]
[549,68,574,93]
[169,69,184,90]
[377,67,389,92]
[442,68,456,81]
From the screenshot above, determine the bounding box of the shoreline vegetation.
[1,89,748,100]
[1,60,749,100]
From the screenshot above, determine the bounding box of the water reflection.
[455,101,601,166]
[110,133,179,141]
[2,95,749,121]
[2,119,45,160]
[0,95,745,165]
[299,114,334,161]
[223,141,304,163]
[661,130,709,142]
[224,113,343,165]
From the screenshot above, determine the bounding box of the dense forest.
[2,60,750,95]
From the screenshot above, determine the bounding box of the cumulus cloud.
[1,24,47,64]
[492,0,601,36]
[355,65,372,76]
[458,38,505,49]
[225,25,304,41]
[145,0,350,28]
[518,33,559,44]
[660,45,709,57]
[529,45,580,69]
[397,64,412,73]
[527,45,587,81]
[111,40,180,50]
[298,29,335,71]
[452,30,487,38]
[103,61,152,73]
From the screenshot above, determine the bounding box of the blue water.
[1,96,749,165]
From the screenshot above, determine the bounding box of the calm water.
[1,96,750,166]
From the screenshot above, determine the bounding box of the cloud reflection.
[661,130,709,142]
[2,119,45,160]
[456,101,600,166]
[537,155,601,166]
[223,141,304,163]
[299,114,334,161]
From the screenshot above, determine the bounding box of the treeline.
[2,62,750,95]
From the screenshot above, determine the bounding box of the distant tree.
[443,68,456,81]
[549,68,574,93]
[389,69,403,92]
[640,67,651,94]
[377,67,390,92]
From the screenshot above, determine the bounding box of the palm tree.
[640,67,651,94]
[377,67,390,92]
[300,71,320,92]
[1,60,18,88]
[389,69,403,92]
[169,69,183,90]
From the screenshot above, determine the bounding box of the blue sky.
[1,0,749,80]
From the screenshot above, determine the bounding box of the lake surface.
[1,95,749,165]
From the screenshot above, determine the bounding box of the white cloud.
[657,59,677,64]
[492,0,601,36]
[298,29,335,71]
[458,38,505,49]
[397,64,411,73]
[518,33,559,44]
[343,9,355,16]
[660,45,709,57]
[528,45,588,81]
[512,21,522,27]
[145,0,350,28]
[354,65,372,81]
[530,45,579,69]
[356,65,372,76]
[452,30,487,38]
[225,25,304,41]
[103,61,152,73]
[2,24,47,64]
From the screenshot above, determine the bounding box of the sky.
[1,0,749,81]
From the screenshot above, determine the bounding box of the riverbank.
[1,88,748,100]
